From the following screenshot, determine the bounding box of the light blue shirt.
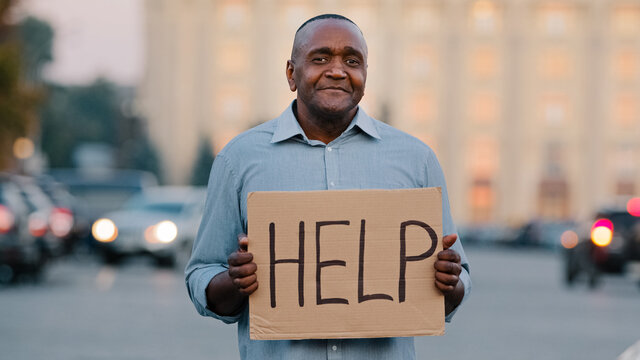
[185,102,471,360]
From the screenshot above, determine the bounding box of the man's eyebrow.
[307,47,333,56]
[343,46,364,58]
[307,46,364,58]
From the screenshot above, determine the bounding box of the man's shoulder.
[217,119,278,158]
[371,118,435,156]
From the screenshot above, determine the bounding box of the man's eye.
[346,59,360,66]
[312,57,328,63]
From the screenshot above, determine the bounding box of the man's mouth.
[319,87,349,92]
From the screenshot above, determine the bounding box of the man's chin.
[313,102,357,118]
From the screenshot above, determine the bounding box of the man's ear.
[286,60,296,92]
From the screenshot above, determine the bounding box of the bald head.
[290,14,367,62]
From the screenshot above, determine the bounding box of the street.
[0,247,638,360]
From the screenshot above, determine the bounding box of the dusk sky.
[19,0,144,86]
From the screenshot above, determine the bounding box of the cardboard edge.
[250,328,445,340]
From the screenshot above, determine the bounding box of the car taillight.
[628,197,640,217]
[28,212,48,238]
[591,218,613,247]
[49,207,74,238]
[0,205,15,234]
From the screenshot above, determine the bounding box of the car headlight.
[145,220,178,244]
[92,218,118,242]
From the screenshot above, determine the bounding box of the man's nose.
[324,60,347,79]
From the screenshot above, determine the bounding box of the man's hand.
[434,234,465,315]
[206,234,258,316]
[227,234,259,295]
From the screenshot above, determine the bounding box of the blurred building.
[139,0,640,225]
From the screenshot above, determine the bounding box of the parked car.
[91,186,206,267]
[513,220,577,249]
[47,168,158,250]
[564,202,640,289]
[458,223,518,247]
[0,174,47,282]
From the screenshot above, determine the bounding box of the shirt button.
[332,345,337,351]
[327,147,332,152]
[330,181,335,187]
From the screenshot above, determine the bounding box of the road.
[0,247,638,360]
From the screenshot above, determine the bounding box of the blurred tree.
[0,1,47,170]
[19,16,53,84]
[190,137,215,186]
[40,79,163,180]
[117,114,162,182]
[39,80,120,167]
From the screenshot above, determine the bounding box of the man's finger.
[238,234,249,252]
[434,260,462,275]
[437,249,461,264]
[228,262,257,278]
[232,274,258,289]
[442,234,458,250]
[435,280,456,293]
[435,272,459,287]
[228,251,253,266]
[238,281,259,295]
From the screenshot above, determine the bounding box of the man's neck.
[293,100,358,144]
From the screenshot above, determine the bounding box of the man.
[186,14,471,359]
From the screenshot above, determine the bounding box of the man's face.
[287,19,367,118]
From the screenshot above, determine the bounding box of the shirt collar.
[271,101,381,144]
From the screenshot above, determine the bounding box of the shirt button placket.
[325,146,338,189]
[327,340,341,360]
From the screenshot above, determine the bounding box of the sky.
[19,0,144,86]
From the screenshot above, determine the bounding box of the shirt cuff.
[444,265,471,323]
[188,265,243,324]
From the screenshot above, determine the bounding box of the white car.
[92,186,206,267]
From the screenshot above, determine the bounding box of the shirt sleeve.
[426,150,472,323]
[185,153,245,324]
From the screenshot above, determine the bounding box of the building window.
[406,45,435,80]
[544,142,565,177]
[615,144,636,178]
[538,178,570,219]
[614,50,638,81]
[537,4,575,37]
[541,93,568,126]
[470,1,501,35]
[539,50,571,79]
[470,47,498,79]
[611,5,640,36]
[408,91,436,126]
[469,92,499,124]
[217,43,249,74]
[216,87,249,123]
[470,178,494,223]
[468,136,499,177]
[616,180,635,196]
[613,93,636,127]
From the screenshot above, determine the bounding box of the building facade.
[139,0,640,226]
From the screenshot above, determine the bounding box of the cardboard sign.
[247,188,444,340]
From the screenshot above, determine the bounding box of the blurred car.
[91,186,206,267]
[564,200,640,289]
[0,174,47,281]
[513,220,577,249]
[47,168,158,249]
[11,175,69,259]
[458,223,518,247]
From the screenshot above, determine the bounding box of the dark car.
[564,204,640,289]
[0,175,47,282]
